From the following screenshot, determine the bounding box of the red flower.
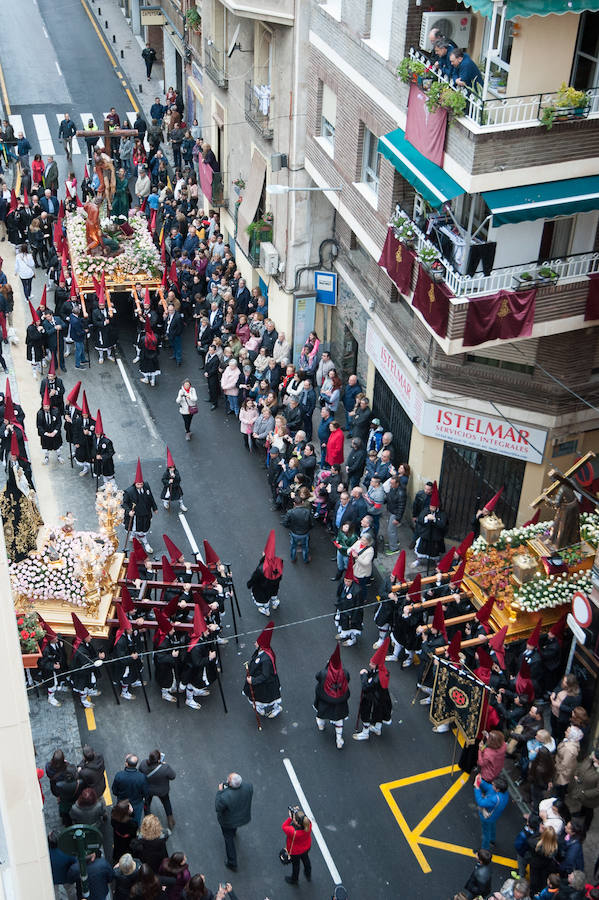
[21,630,30,640]
[17,618,24,626]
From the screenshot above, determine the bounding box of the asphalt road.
[3,2,524,895]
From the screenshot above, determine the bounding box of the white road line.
[80,114,96,129]
[55,61,62,76]
[32,114,55,156]
[116,357,137,402]
[55,114,81,155]
[42,25,49,39]
[283,758,343,886]
[9,115,24,137]
[126,111,137,128]
[178,513,201,558]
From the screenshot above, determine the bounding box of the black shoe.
[305,874,312,882]
[285,877,298,885]
[224,861,237,871]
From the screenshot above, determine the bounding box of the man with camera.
[214,773,253,872]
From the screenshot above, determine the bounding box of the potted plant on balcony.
[425,82,467,119]
[397,57,428,85]
[233,177,246,196]
[394,219,417,250]
[418,244,444,282]
[539,82,590,129]
[538,266,559,285]
[185,8,202,33]
[513,271,537,290]
[17,611,45,668]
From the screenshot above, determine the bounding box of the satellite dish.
[227,24,241,58]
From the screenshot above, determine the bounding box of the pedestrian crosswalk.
[9,109,139,160]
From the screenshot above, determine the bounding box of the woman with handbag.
[281,806,312,885]
[176,378,198,440]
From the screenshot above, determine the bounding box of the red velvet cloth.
[378,228,415,296]
[412,264,452,338]
[405,84,447,167]
[585,271,599,321]
[463,287,536,347]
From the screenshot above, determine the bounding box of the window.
[361,127,379,195]
[481,7,513,95]
[571,11,599,90]
[212,0,226,51]
[538,216,575,263]
[254,22,273,87]
[363,0,392,60]
[465,354,535,375]
[552,439,579,458]
[321,83,336,151]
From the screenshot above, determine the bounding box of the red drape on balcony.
[198,158,214,203]
[412,264,452,338]
[378,228,415,296]
[584,272,599,321]
[405,84,448,167]
[463,288,537,347]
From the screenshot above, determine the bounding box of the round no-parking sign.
[572,590,592,628]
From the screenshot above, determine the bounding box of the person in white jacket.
[14,244,35,299]
[175,378,198,440]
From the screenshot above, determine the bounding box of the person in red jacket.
[325,421,345,466]
[477,729,506,784]
[282,807,312,885]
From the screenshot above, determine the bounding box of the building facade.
[302,0,599,536]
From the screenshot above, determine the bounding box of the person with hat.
[471,487,504,538]
[334,556,363,647]
[37,616,69,707]
[411,480,433,548]
[92,410,116,485]
[314,646,351,749]
[39,356,65,416]
[36,385,64,465]
[70,613,106,708]
[153,607,187,704]
[540,615,567,694]
[111,590,145,701]
[63,381,82,451]
[26,301,47,380]
[160,447,187,512]
[385,557,423,667]
[353,638,392,741]
[92,290,117,365]
[72,390,95,477]
[179,605,219,710]
[247,530,284,616]
[122,459,158,553]
[42,308,67,373]
[139,317,160,387]
[365,417,383,454]
[412,480,448,568]
[243,620,282,719]
[519,617,544,697]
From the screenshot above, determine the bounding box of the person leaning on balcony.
[432,41,455,80]
[449,48,483,91]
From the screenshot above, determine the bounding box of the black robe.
[181,636,218,689]
[37,639,68,684]
[40,376,65,415]
[122,482,157,533]
[64,406,82,445]
[247,561,280,605]
[243,647,280,704]
[161,468,183,501]
[416,509,448,558]
[36,408,63,451]
[336,580,363,632]
[70,640,102,692]
[112,630,144,686]
[313,667,350,721]
[154,631,187,689]
[92,306,117,349]
[72,414,95,463]
[93,435,115,477]
[359,669,392,725]
[26,323,46,362]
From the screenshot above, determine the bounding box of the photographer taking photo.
[281,806,312,885]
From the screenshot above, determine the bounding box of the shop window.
[552,439,579,458]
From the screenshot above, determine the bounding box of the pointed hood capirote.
[163,534,183,564]
[436,547,455,574]
[483,486,504,513]
[189,604,208,650]
[135,458,143,484]
[166,446,175,469]
[262,529,283,580]
[120,584,136,615]
[256,620,277,672]
[391,549,406,582]
[114,601,133,645]
[447,630,462,663]
[323,645,349,699]
[203,539,220,569]
[65,381,81,408]
[71,612,91,651]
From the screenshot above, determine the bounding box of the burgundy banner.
[378,228,415,296]
[413,264,452,338]
[198,158,214,203]
[463,288,537,347]
[405,83,448,167]
[585,272,599,322]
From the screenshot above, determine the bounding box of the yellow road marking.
[126,88,139,113]
[412,772,469,838]
[84,707,96,730]
[418,837,517,869]
[383,764,458,789]
[80,0,117,66]
[102,773,112,807]
[380,783,432,874]
[0,57,10,116]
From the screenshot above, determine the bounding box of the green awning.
[462,0,599,18]
[482,176,599,226]
[378,128,465,209]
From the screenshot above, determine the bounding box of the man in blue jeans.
[69,306,89,368]
[474,773,509,849]
[282,496,312,563]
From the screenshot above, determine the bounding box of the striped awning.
[462,0,599,19]
[377,127,464,209]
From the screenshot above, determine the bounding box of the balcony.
[408,49,599,132]
[247,219,273,267]
[245,81,274,141]
[204,38,227,89]
[219,0,294,26]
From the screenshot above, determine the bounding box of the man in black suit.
[40,189,59,216]
[164,302,184,365]
[299,378,317,440]
[204,343,220,410]
[235,277,251,315]
[209,301,223,333]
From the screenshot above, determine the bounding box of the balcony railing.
[392,209,599,298]
[408,49,599,131]
[204,38,227,89]
[245,81,274,140]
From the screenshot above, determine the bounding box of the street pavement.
[2,1,525,896]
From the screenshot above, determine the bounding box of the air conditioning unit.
[420,12,472,51]
[259,241,279,275]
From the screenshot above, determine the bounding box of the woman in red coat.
[282,808,312,885]
[325,421,345,466]
[477,729,506,783]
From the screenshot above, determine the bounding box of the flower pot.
[513,275,537,290]
[423,262,444,283]
[233,185,241,196]
[22,645,42,669]
[421,78,433,91]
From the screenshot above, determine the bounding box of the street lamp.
[266,184,344,194]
